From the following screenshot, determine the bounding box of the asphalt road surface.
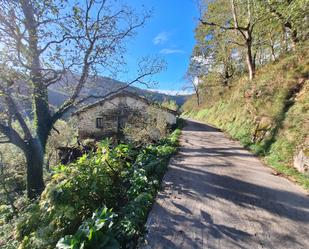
[140,119,309,249]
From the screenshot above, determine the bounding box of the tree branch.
[0,84,32,140]
[0,122,27,152]
[231,0,247,39]
[200,18,238,31]
[0,140,10,144]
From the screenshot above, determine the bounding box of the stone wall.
[294,149,309,176]
[76,95,176,140]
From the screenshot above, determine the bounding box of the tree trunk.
[21,0,51,198]
[246,52,255,81]
[258,48,263,65]
[45,152,53,172]
[269,37,276,62]
[246,39,255,80]
[196,90,200,106]
[290,29,298,50]
[25,139,45,199]
[270,45,276,62]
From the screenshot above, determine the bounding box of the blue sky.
[124,0,199,93]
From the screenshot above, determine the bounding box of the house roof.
[72,90,178,116]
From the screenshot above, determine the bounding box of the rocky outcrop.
[252,116,273,142]
[294,148,309,176]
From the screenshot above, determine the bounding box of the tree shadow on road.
[183,119,221,132]
[170,164,309,221]
[200,210,251,241]
[143,164,309,248]
[142,119,309,248]
[179,146,256,158]
[143,202,251,249]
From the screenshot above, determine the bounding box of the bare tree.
[0,0,163,198]
[185,56,206,106]
[192,76,201,106]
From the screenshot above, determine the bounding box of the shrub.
[14,128,181,249]
[123,105,173,145]
[56,207,119,249]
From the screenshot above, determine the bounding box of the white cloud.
[148,89,193,96]
[153,32,169,45]
[160,48,185,55]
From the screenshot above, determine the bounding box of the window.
[96,117,104,128]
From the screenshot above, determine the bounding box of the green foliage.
[116,192,153,247]
[0,119,76,209]
[0,119,77,248]
[161,100,178,111]
[16,140,133,248]
[127,169,156,200]
[10,128,181,249]
[56,207,119,249]
[189,0,308,106]
[260,0,308,41]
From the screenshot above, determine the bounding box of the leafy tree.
[199,0,268,80]
[261,0,308,49]
[196,0,308,83]
[0,0,163,198]
[194,18,237,86]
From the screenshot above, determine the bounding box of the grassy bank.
[0,128,181,249]
[183,44,309,189]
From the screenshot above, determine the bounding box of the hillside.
[183,44,309,188]
[48,75,189,109]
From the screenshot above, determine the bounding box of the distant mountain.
[143,89,192,106]
[48,75,191,109]
[1,74,190,120]
[48,89,68,107]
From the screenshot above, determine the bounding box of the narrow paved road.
[141,120,309,249]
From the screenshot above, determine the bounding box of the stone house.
[73,91,178,141]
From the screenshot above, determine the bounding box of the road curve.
[140,119,309,249]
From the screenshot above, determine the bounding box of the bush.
[123,105,173,146]
[56,207,119,249]
[13,129,181,249]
